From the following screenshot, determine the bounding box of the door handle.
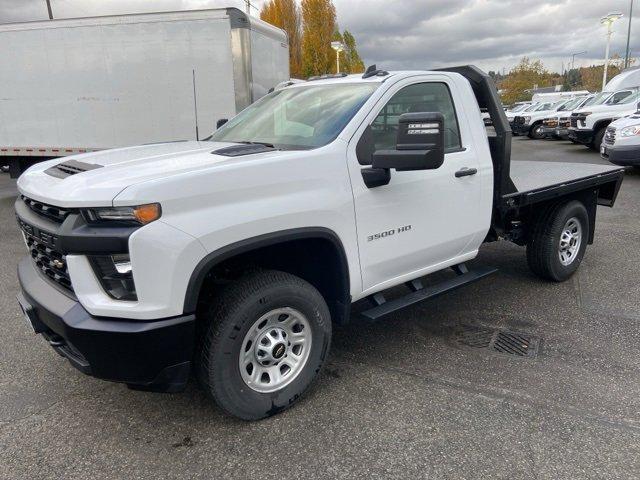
[455,167,478,178]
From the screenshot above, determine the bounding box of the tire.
[526,200,589,282]
[589,128,605,151]
[529,123,545,140]
[197,270,332,420]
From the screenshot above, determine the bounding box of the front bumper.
[555,128,570,139]
[540,126,558,137]
[17,257,196,392]
[568,128,594,145]
[601,143,640,166]
[512,123,531,136]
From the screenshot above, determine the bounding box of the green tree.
[342,30,365,73]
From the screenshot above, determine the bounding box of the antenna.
[192,69,200,141]
[45,0,53,19]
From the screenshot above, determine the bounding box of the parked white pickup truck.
[512,98,580,139]
[15,66,624,420]
[540,95,595,139]
[569,89,640,150]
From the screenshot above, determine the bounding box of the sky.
[1,0,638,75]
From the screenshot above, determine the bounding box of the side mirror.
[216,118,228,129]
[372,112,445,172]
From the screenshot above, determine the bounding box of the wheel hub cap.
[558,217,582,266]
[239,307,312,393]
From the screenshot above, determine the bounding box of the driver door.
[347,76,491,294]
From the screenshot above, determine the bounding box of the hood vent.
[45,160,103,179]
[213,143,277,157]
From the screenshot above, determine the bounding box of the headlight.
[85,203,161,225]
[579,112,592,117]
[90,254,136,301]
[619,124,640,137]
[523,116,531,123]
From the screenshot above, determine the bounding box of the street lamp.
[625,0,634,68]
[601,12,624,89]
[570,51,587,71]
[331,41,345,74]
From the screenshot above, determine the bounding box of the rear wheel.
[197,270,332,420]
[527,200,589,282]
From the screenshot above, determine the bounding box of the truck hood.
[610,113,640,128]
[16,141,265,207]
[575,102,638,115]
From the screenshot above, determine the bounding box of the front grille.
[604,127,616,145]
[17,217,73,292]
[543,119,558,128]
[513,116,526,125]
[21,195,73,224]
[570,113,586,128]
[559,118,570,128]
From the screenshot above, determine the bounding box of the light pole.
[570,51,587,71]
[625,0,634,68]
[601,12,624,90]
[331,41,344,74]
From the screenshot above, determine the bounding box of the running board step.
[360,265,498,321]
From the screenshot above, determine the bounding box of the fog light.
[90,254,137,301]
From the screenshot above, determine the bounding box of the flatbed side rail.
[500,169,625,210]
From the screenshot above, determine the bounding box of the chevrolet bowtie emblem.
[52,259,65,269]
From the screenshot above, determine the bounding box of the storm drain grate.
[454,325,539,358]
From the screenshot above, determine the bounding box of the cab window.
[370,82,462,153]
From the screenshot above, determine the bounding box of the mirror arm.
[361,167,391,189]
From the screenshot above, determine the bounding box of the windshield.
[581,96,597,107]
[533,102,554,112]
[558,97,585,111]
[589,92,613,106]
[609,90,639,105]
[510,104,529,112]
[209,83,379,150]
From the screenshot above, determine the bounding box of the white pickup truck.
[15,66,624,420]
[568,89,640,150]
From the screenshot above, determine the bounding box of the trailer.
[0,8,289,177]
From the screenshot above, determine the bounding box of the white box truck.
[0,8,289,177]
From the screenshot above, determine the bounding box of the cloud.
[1,0,637,74]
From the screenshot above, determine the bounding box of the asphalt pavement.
[1,137,639,479]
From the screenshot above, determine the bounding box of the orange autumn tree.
[261,0,366,78]
[300,0,337,77]
[260,0,303,78]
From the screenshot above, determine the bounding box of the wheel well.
[518,190,598,245]
[186,230,351,325]
[593,119,612,134]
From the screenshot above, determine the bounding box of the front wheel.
[589,128,605,151]
[527,200,589,282]
[529,123,545,139]
[197,270,332,420]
